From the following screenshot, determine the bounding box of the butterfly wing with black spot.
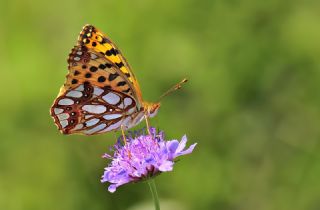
[58,45,135,98]
[77,24,143,103]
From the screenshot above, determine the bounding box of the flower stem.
[147,179,160,210]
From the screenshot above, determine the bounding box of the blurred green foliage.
[1,0,320,209]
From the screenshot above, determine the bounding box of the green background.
[1,0,320,209]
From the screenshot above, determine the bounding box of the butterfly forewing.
[77,24,143,102]
[64,45,134,97]
[50,83,137,135]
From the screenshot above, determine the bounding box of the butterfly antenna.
[158,78,188,102]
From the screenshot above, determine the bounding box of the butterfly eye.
[71,112,76,116]
[70,120,75,125]
[84,94,89,98]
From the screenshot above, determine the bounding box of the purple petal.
[167,140,179,154]
[159,160,174,171]
[176,135,187,153]
[101,176,108,183]
[149,127,157,136]
[102,153,111,158]
[174,143,197,158]
[101,171,111,182]
[145,157,154,163]
[158,131,165,140]
[108,184,117,193]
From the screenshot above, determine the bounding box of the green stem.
[147,179,160,210]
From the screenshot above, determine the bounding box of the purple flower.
[101,127,197,193]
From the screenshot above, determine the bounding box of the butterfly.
[50,24,187,135]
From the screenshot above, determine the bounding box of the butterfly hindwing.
[50,83,137,135]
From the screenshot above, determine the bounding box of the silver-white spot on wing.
[60,120,69,128]
[58,98,74,105]
[93,87,104,96]
[102,92,120,105]
[86,118,100,127]
[124,97,133,107]
[82,105,106,114]
[118,103,124,109]
[72,124,84,131]
[84,123,106,134]
[66,90,82,98]
[76,51,82,55]
[57,113,69,121]
[103,114,122,120]
[54,108,64,115]
[74,56,81,61]
[98,120,122,133]
[90,53,98,59]
[75,85,84,91]
[85,115,94,119]
[127,107,136,115]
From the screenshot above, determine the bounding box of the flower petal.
[167,140,179,153]
[108,184,117,193]
[176,135,187,153]
[102,153,112,158]
[174,143,197,158]
[159,160,174,171]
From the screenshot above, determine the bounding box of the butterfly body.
[50,25,160,135]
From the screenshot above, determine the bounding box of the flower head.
[101,127,197,193]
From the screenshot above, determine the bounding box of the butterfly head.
[144,102,161,118]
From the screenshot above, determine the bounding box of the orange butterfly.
[50,24,186,135]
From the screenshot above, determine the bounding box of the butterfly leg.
[144,112,151,135]
[120,124,127,144]
[120,124,132,158]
